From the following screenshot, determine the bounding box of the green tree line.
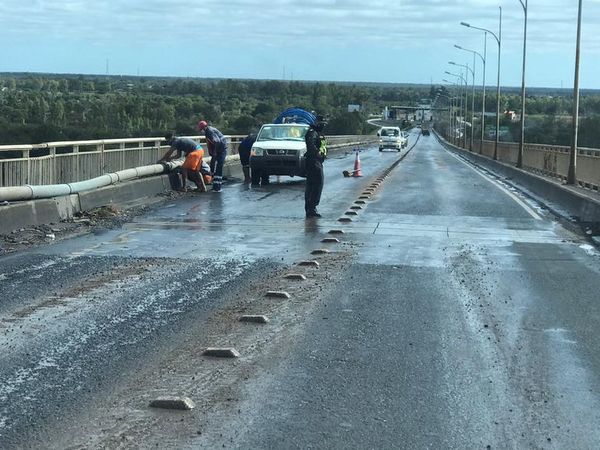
[0,74,431,145]
[436,85,600,148]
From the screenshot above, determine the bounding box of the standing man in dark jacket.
[238,133,257,183]
[197,120,228,192]
[304,116,327,218]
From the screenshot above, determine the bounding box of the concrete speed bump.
[284,273,307,280]
[338,217,353,222]
[266,291,291,299]
[239,315,270,324]
[297,260,320,267]
[350,206,363,210]
[203,347,241,358]
[149,397,195,411]
[354,200,366,205]
[328,229,345,234]
[321,237,340,243]
[358,196,370,200]
[345,211,358,216]
[311,249,331,255]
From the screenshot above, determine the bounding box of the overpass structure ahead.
[384,104,447,122]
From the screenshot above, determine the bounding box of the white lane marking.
[445,150,542,221]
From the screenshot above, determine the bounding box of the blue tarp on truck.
[273,108,316,125]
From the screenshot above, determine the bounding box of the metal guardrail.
[0,135,374,188]
[469,138,600,192]
[0,135,235,188]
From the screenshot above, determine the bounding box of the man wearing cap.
[159,133,208,192]
[197,120,228,192]
[304,116,327,218]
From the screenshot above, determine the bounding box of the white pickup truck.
[378,127,407,152]
[249,123,310,185]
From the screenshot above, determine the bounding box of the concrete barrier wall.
[471,138,600,192]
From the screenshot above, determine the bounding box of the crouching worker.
[159,133,207,192]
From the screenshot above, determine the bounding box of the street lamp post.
[462,6,502,160]
[455,42,486,154]
[444,76,461,146]
[567,0,583,185]
[435,91,454,143]
[517,0,528,168]
[450,61,475,151]
[443,80,459,145]
[446,71,468,148]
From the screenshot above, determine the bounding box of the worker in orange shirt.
[159,133,210,192]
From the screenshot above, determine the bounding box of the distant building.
[348,104,361,113]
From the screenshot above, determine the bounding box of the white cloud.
[0,0,599,86]
[1,0,597,48]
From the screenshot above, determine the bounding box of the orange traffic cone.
[352,151,363,177]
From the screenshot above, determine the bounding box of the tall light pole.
[517,0,528,168]
[450,61,475,151]
[462,6,502,160]
[445,71,468,148]
[455,42,486,154]
[567,0,583,185]
[434,91,454,142]
[443,79,458,145]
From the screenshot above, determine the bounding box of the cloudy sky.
[1,0,599,88]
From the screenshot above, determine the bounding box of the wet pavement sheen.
[2,131,600,448]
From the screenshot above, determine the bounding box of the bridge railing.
[0,136,246,188]
[0,135,374,188]
[469,138,600,192]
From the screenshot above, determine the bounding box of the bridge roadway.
[1,130,600,448]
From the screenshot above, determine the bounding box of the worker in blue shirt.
[197,120,227,192]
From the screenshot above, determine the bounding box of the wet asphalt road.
[2,131,600,448]
[193,135,600,449]
[0,138,408,448]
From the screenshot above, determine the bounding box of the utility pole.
[481,34,487,154]
[449,61,475,151]
[517,0,528,168]
[567,0,583,185]
[495,6,502,160]
[461,8,501,160]
[455,40,487,154]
